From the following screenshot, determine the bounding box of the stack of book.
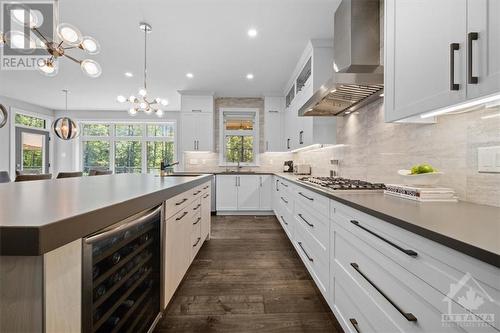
[384,184,458,202]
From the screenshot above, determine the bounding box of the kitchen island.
[0,174,212,333]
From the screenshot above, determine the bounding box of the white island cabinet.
[384,0,500,122]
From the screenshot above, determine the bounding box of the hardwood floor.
[155,215,343,333]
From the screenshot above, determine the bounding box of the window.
[81,122,176,174]
[15,114,46,129]
[220,109,259,165]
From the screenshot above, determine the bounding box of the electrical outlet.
[478,146,500,173]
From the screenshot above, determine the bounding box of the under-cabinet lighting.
[481,113,500,120]
[420,92,500,118]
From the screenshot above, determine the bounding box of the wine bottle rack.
[82,206,161,333]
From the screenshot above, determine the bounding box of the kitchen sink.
[156,174,202,177]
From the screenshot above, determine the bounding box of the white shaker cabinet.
[384,0,467,122]
[385,0,500,122]
[216,175,273,212]
[466,0,500,99]
[180,113,213,152]
[264,96,284,152]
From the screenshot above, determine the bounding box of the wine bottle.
[94,284,106,300]
[109,251,121,265]
[92,265,100,279]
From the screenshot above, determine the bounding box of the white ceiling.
[0,0,339,111]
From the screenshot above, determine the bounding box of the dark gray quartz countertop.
[275,173,500,268]
[0,174,212,256]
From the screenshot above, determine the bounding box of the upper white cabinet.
[264,97,284,152]
[179,93,214,154]
[282,40,335,150]
[385,0,500,122]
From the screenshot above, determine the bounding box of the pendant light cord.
[143,26,147,91]
[63,89,68,112]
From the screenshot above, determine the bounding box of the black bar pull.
[349,319,361,333]
[468,32,479,84]
[298,192,314,201]
[298,242,313,262]
[280,215,288,225]
[193,217,201,225]
[298,213,314,227]
[287,138,291,150]
[299,131,304,145]
[280,197,288,204]
[193,237,201,247]
[450,43,460,91]
[193,203,201,210]
[175,211,189,221]
[350,263,417,322]
[350,220,417,257]
[175,198,188,206]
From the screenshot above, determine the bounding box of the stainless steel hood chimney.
[299,0,384,116]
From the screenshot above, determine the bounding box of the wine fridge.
[82,205,162,333]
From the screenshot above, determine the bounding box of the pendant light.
[53,89,79,140]
[116,22,167,117]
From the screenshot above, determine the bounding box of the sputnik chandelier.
[0,2,101,77]
[116,22,168,117]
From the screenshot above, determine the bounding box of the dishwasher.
[82,205,162,333]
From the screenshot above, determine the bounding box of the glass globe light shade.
[81,36,100,55]
[56,23,82,45]
[6,30,35,53]
[144,107,153,115]
[161,99,168,106]
[80,59,102,78]
[37,58,58,77]
[156,109,164,117]
[155,97,161,104]
[139,102,147,110]
[116,95,126,103]
[128,108,137,116]
[52,117,79,140]
[138,88,147,97]
[128,95,136,103]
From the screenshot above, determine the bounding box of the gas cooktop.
[298,177,385,192]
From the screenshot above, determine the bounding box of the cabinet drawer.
[334,261,400,333]
[294,225,329,295]
[276,207,294,241]
[277,191,293,213]
[294,200,329,250]
[333,223,495,333]
[165,191,192,219]
[294,186,329,218]
[332,201,500,330]
[200,182,211,194]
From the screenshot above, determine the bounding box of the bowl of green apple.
[398,164,442,186]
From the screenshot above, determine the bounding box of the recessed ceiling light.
[246,73,254,80]
[247,28,258,38]
[124,72,133,78]
[186,73,194,78]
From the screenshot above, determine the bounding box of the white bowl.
[398,170,443,186]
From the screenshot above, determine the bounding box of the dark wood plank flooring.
[155,215,342,333]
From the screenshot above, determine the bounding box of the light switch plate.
[478,146,500,173]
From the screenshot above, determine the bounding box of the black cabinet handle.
[299,131,304,145]
[203,185,209,190]
[468,32,479,84]
[193,217,201,225]
[276,179,280,191]
[175,198,188,206]
[450,43,460,91]
[176,211,189,221]
[280,197,288,204]
[350,263,417,322]
[350,220,417,257]
[280,182,288,188]
[203,194,209,199]
[298,192,314,201]
[298,213,314,227]
[193,237,201,247]
[280,215,288,225]
[349,319,361,333]
[298,242,313,262]
[193,203,201,210]
[287,138,291,150]
[193,190,202,195]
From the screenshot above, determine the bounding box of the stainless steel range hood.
[299,0,384,117]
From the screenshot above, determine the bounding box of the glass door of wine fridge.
[82,205,162,333]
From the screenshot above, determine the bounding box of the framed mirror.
[0,104,7,128]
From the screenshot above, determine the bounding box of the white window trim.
[218,107,259,166]
[79,121,177,174]
[9,107,54,177]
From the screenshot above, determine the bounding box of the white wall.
[0,96,54,176]
[53,109,181,173]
